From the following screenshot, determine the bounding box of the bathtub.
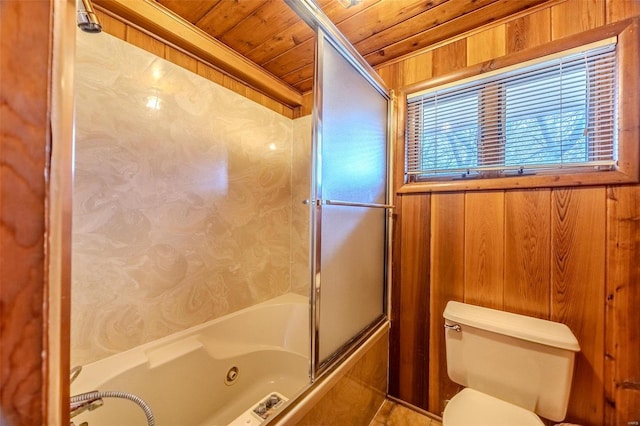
[70,293,310,426]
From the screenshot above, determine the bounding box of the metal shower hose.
[70,390,155,426]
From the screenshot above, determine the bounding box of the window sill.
[398,169,638,194]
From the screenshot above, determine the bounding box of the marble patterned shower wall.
[291,115,312,296]
[72,32,310,365]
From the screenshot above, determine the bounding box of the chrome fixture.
[444,323,462,332]
[69,392,104,419]
[303,198,394,209]
[253,393,285,420]
[70,365,82,384]
[77,0,102,33]
[70,390,155,426]
[69,365,156,426]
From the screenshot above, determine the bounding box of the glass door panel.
[320,41,388,205]
[313,31,390,370]
[317,205,386,362]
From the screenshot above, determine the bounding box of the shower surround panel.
[72,32,309,365]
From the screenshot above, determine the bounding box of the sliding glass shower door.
[311,30,391,376]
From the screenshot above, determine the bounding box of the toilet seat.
[443,388,545,426]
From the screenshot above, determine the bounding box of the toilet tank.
[443,301,580,422]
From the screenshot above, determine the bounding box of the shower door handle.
[303,199,394,209]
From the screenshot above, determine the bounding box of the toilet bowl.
[442,301,580,425]
[443,388,544,426]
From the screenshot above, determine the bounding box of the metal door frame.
[286,0,394,382]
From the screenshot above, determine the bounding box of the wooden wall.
[378,1,640,425]
[94,9,307,119]
[0,1,52,424]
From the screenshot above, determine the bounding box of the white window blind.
[406,39,618,180]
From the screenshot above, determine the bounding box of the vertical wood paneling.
[243,89,291,117]
[401,52,432,87]
[390,194,431,407]
[466,24,506,66]
[125,26,165,57]
[0,1,50,424]
[262,94,291,118]
[551,0,605,39]
[376,63,402,89]
[506,9,551,53]
[95,9,126,39]
[296,91,315,118]
[606,0,640,23]
[605,186,640,425]
[432,39,466,77]
[377,62,405,193]
[245,90,267,109]
[464,191,505,309]
[388,1,640,424]
[428,193,465,415]
[223,75,247,97]
[196,62,225,86]
[376,64,391,82]
[388,189,403,400]
[504,189,551,318]
[551,187,606,425]
[164,46,198,73]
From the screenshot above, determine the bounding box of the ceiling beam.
[93,0,304,107]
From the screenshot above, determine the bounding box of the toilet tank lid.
[444,301,580,352]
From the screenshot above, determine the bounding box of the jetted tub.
[70,293,310,426]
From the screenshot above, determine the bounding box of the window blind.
[406,39,618,180]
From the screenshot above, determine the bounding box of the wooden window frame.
[396,18,639,193]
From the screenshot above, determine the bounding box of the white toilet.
[442,301,580,426]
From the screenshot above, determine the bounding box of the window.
[406,39,617,182]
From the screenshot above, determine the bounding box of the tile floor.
[369,399,442,426]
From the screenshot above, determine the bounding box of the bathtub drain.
[225,366,239,385]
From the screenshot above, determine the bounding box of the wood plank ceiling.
[153,0,552,94]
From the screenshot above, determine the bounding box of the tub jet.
[224,366,239,385]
